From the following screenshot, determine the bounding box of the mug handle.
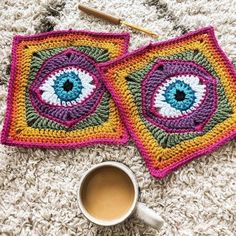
[134,202,164,230]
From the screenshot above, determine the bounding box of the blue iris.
[164,80,196,111]
[54,71,83,102]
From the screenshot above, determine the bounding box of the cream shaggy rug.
[0,0,236,235]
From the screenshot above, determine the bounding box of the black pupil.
[175,90,185,101]
[63,80,74,92]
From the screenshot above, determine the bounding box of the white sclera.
[39,68,96,106]
[153,75,206,118]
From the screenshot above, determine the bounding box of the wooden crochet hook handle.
[79,4,121,25]
[78,4,159,38]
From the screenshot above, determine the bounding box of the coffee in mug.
[81,166,134,220]
[78,162,164,229]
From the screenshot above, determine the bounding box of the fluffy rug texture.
[0,0,235,235]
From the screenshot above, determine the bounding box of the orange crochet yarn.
[99,27,236,178]
[1,30,130,148]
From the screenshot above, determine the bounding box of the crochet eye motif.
[100,27,236,178]
[154,76,205,116]
[142,60,217,133]
[1,30,130,148]
[40,68,96,106]
[30,49,105,127]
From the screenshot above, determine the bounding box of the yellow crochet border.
[7,32,128,144]
[100,27,236,176]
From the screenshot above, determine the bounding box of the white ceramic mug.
[78,161,164,230]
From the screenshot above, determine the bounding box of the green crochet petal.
[126,49,232,148]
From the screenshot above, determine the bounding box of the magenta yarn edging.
[2,136,129,149]
[9,29,131,54]
[1,35,19,144]
[0,29,130,148]
[98,26,236,178]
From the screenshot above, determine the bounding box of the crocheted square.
[1,30,130,148]
[99,27,236,178]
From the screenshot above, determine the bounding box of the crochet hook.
[78,4,159,38]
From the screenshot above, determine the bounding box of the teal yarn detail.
[164,80,196,111]
[25,46,112,130]
[125,49,232,148]
[53,71,83,102]
[28,45,110,85]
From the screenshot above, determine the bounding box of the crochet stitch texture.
[99,27,236,178]
[1,30,130,148]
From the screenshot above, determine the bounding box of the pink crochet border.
[99,26,236,178]
[1,30,130,148]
